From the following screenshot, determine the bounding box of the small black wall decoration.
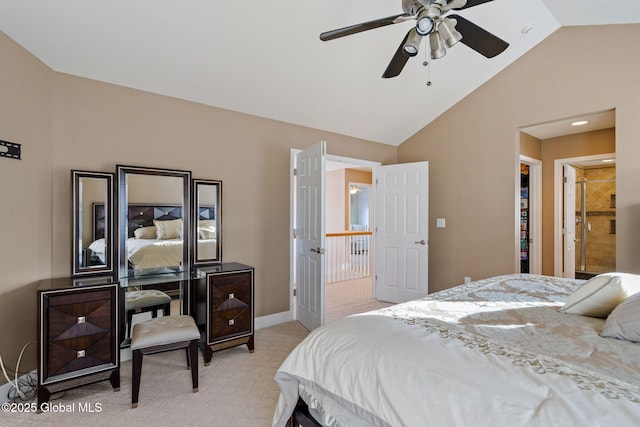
[0,140,21,160]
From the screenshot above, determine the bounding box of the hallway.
[325,276,393,323]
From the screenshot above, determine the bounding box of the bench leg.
[189,340,199,392]
[131,349,143,408]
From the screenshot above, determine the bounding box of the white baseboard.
[1,310,296,401]
[255,310,293,329]
[121,310,294,363]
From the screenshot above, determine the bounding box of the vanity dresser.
[36,165,254,408]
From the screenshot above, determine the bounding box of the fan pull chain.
[422,40,432,87]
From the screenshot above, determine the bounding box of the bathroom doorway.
[574,163,616,278]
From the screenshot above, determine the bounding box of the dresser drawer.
[40,285,117,383]
[207,270,253,344]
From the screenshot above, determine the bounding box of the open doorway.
[554,154,616,279]
[325,159,396,323]
[519,156,541,274]
[290,149,390,326]
[291,147,429,330]
[519,109,616,278]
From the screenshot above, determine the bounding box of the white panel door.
[295,141,326,330]
[374,162,429,303]
[563,165,576,279]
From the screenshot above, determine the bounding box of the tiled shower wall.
[574,165,616,273]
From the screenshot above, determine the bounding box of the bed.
[273,273,640,426]
[89,203,217,270]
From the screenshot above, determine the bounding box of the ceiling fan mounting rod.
[407,0,467,14]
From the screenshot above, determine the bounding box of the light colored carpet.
[325,276,393,323]
[4,321,308,427]
[6,281,389,426]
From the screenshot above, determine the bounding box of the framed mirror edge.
[192,178,223,266]
[116,164,192,278]
[71,169,116,277]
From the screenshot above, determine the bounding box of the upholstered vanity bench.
[130,314,200,408]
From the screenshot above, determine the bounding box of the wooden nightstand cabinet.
[195,263,254,365]
[37,276,120,409]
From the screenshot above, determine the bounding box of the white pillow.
[154,218,183,240]
[601,292,640,342]
[199,220,216,240]
[133,226,157,239]
[560,273,640,318]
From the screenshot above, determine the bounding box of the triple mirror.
[71,166,222,278]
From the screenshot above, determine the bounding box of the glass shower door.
[575,177,616,275]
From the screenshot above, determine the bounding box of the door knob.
[414,240,426,245]
[310,247,325,254]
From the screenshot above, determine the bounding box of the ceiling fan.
[320,0,509,78]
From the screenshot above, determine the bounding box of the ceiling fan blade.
[449,14,508,58]
[320,13,411,41]
[382,30,412,79]
[453,0,495,10]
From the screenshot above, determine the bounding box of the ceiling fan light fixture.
[429,31,446,59]
[415,9,434,36]
[439,18,462,48]
[403,28,422,57]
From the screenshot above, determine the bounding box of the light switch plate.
[436,218,446,228]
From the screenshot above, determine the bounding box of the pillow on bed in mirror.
[198,220,216,239]
[560,272,640,318]
[601,292,640,342]
[154,219,183,240]
[134,226,157,239]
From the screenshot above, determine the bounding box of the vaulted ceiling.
[1,1,639,146]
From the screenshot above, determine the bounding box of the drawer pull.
[77,350,86,358]
[229,293,235,300]
[77,316,86,324]
[228,319,235,326]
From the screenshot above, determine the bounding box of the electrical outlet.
[464,276,471,284]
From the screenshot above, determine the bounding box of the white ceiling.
[1,1,639,146]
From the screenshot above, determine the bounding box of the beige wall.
[0,33,53,379]
[0,32,397,382]
[398,24,640,292]
[520,132,541,160]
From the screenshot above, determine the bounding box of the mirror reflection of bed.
[193,178,221,265]
[117,166,193,347]
[72,170,115,276]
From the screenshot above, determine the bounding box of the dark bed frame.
[93,203,215,240]
[289,398,322,427]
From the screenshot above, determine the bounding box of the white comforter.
[273,274,640,427]
[126,238,217,269]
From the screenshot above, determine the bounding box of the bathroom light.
[571,120,588,126]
